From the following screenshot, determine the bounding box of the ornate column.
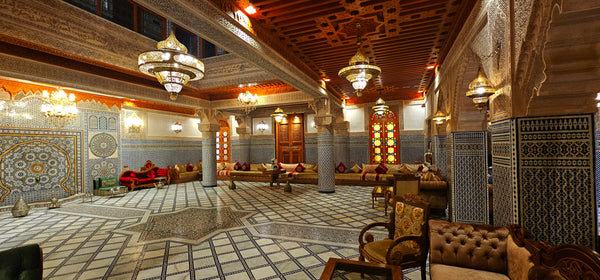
[311,98,335,193]
[198,109,221,187]
[235,116,251,164]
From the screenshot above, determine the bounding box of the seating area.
[168,161,202,184]
[358,194,600,279]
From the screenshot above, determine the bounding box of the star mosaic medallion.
[116,207,254,245]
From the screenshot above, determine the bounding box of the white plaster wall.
[306,114,317,133]
[344,106,365,132]
[403,102,426,131]
[147,111,202,138]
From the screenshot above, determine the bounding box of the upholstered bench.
[0,244,43,280]
[93,176,127,196]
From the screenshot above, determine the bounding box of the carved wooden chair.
[526,240,600,279]
[359,194,430,279]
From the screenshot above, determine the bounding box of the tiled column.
[333,121,349,168]
[447,131,489,224]
[315,115,335,193]
[199,122,220,188]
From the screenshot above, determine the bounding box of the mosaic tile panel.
[490,119,518,226]
[202,136,217,187]
[432,135,447,176]
[400,134,424,164]
[318,132,335,193]
[348,135,369,166]
[88,158,119,180]
[249,137,275,164]
[596,131,600,205]
[518,115,596,248]
[305,135,318,163]
[88,132,118,159]
[334,135,349,168]
[0,128,83,206]
[449,131,489,224]
[83,110,121,192]
[446,132,454,221]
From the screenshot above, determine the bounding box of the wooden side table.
[319,258,403,280]
[261,169,285,188]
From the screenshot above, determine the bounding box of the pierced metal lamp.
[466,68,495,110]
[270,107,287,123]
[432,109,447,125]
[338,23,381,97]
[138,32,204,101]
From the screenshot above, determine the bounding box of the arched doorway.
[216,118,230,163]
[369,108,399,164]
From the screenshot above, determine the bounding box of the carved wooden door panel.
[276,114,305,163]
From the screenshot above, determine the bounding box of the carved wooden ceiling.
[235,0,476,104]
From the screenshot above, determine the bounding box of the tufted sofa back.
[429,220,509,274]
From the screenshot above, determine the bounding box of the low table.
[319,258,403,280]
[261,169,285,188]
[154,176,167,189]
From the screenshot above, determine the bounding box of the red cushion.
[295,163,305,172]
[157,168,168,177]
[335,162,347,173]
[241,163,250,171]
[277,162,283,171]
[186,164,193,172]
[234,162,242,171]
[137,178,154,183]
[375,163,388,174]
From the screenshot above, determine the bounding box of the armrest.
[359,221,391,247]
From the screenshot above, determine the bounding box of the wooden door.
[276,114,305,163]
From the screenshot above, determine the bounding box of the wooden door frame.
[275,113,305,163]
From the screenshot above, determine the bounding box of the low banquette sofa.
[119,161,168,191]
[168,161,202,184]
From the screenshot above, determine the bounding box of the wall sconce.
[257,120,268,133]
[171,122,183,134]
[432,109,448,125]
[271,107,286,123]
[466,68,496,110]
[125,112,144,133]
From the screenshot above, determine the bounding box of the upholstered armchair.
[358,195,430,279]
[0,244,43,280]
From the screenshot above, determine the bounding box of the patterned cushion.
[362,164,379,174]
[350,164,362,173]
[394,201,425,248]
[335,162,347,173]
[279,163,297,172]
[100,176,118,188]
[257,164,267,171]
[375,163,388,174]
[241,162,250,171]
[224,162,236,170]
[295,163,305,172]
[234,162,242,171]
[186,163,193,172]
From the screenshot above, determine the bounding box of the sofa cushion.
[186,163,193,172]
[430,264,509,280]
[100,176,118,188]
[362,239,419,264]
[507,235,533,280]
[335,162,347,173]
[303,163,317,172]
[234,162,242,171]
[241,163,250,171]
[157,168,169,177]
[295,163,305,172]
[279,163,297,172]
[385,164,402,173]
[375,163,388,174]
[362,164,379,174]
[350,164,362,173]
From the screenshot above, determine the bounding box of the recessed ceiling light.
[245,5,257,14]
[426,65,435,70]
[130,98,136,101]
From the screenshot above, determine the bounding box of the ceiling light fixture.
[271,107,287,123]
[238,91,258,115]
[466,68,496,110]
[245,5,257,14]
[138,32,204,101]
[338,22,381,97]
[41,89,78,128]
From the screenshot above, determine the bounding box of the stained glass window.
[216,119,230,163]
[369,108,398,164]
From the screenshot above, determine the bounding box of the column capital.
[198,123,220,133]
[333,121,350,136]
[315,114,333,134]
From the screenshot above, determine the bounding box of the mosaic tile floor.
[0,181,431,279]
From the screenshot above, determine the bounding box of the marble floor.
[0,181,430,279]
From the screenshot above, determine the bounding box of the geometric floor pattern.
[0,180,430,279]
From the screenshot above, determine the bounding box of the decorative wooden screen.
[369,109,398,164]
[216,118,230,163]
[275,114,305,163]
